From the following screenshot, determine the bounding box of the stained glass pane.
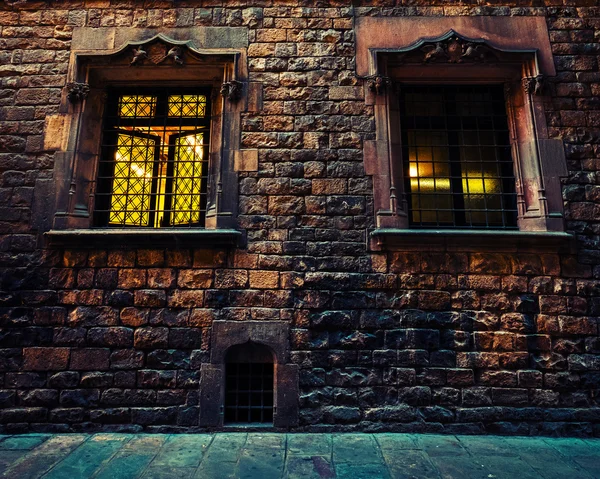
[168,95,207,118]
[171,133,204,225]
[97,89,210,228]
[118,95,156,117]
[108,133,155,226]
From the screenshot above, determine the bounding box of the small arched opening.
[224,341,274,425]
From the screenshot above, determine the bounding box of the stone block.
[59,389,100,407]
[134,328,169,349]
[134,290,166,308]
[70,348,110,371]
[48,371,79,388]
[177,269,212,289]
[80,372,113,388]
[248,270,279,289]
[88,327,133,348]
[110,349,145,370]
[120,308,149,327]
[23,347,69,371]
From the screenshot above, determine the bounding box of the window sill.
[370,228,574,253]
[45,228,242,249]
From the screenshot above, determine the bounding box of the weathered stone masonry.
[0,0,599,435]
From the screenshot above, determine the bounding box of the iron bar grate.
[400,85,518,229]
[225,362,274,424]
[94,88,211,228]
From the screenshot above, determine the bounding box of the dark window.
[224,343,274,424]
[94,88,211,228]
[400,85,517,229]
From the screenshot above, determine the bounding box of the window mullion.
[447,88,466,228]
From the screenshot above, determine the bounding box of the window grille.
[225,362,274,424]
[400,85,518,229]
[94,89,210,228]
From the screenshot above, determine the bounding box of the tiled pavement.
[0,433,599,479]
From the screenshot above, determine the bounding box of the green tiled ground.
[0,433,598,478]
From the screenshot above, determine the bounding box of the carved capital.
[522,74,544,95]
[221,80,243,102]
[364,74,392,95]
[66,82,90,103]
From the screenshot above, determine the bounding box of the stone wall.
[0,0,599,435]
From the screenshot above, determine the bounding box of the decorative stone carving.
[130,47,148,66]
[66,82,90,103]
[129,40,185,66]
[522,75,545,95]
[364,74,392,95]
[420,36,497,64]
[165,46,184,65]
[392,30,515,65]
[221,80,243,101]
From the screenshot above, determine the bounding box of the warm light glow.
[410,178,451,191]
[130,163,152,180]
[171,133,204,225]
[408,160,450,192]
[118,96,157,117]
[109,134,155,226]
[462,173,500,194]
[108,94,207,227]
[168,95,207,117]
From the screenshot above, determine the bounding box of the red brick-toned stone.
[70,348,110,371]
[249,270,279,289]
[23,348,69,371]
[2,2,600,435]
[178,269,213,289]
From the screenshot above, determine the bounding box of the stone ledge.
[45,229,242,249]
[370,229,574,253]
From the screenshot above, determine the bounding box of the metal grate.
[400,85,518,229]
[225,362,274,424]
[94,89,211,228]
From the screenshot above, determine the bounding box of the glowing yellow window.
[168,133,205,225]
[108,133,158,226]
[118,95,157,118]
[168,95,207,118]
[95,89,210,228]
[401,85,517,229]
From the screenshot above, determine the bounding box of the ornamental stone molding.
[220,80,243,101]
[65,82,90,103]
[357,16,567,237]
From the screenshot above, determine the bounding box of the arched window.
[224,342,274,424]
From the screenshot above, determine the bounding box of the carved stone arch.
[199,321,299,429]
[209,321,290,365]
[225,340,276,363]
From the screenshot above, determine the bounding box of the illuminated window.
[401,85,517,229]
[94,89,210,227]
